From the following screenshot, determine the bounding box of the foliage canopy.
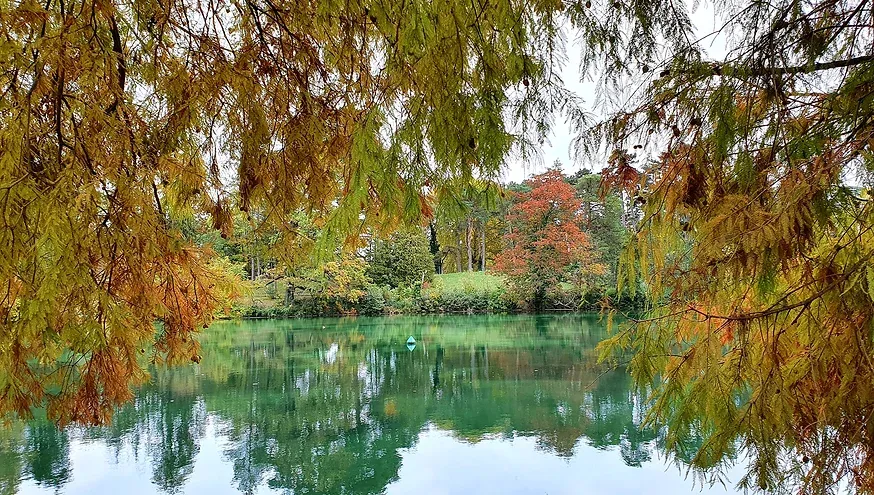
[1,0,689,423]
[367,229,435,288]
[5,0,874,491]
[494,170,604,308]
[592,0,874,492]
[0,0,544,423]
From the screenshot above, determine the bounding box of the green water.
[0,314,740,494]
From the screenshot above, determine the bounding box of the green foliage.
[432,177,506,273]
[591,0,874,491]
[572,172,629,287]
[314,255,370,303]
[236,269,647,318]
[419,274,515,314]
[357,285,387,316]
[367,230,435,288]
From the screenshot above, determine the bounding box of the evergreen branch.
[719,54,874,78]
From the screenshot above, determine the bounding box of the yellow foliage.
[0,0,566,424]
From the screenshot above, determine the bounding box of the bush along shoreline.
[231,280,646,319]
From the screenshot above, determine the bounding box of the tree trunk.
[456,236,463,272]
[429,221,442,274]
[480,219,486,272]
[466,217,473,272]
[533,286,546,311]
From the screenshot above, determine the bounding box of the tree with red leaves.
[494,170,605,309]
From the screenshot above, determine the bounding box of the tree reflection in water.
[0,315,729,494]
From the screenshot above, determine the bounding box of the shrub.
[367,229,435,288]
[234,272,645,318]
[356,285,387,316]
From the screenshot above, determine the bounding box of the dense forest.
[1,0,873,492]
[197,167,640,317]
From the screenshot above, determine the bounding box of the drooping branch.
[729,53,874,77]
[106,12,126,114]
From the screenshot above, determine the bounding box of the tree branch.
[106,12,126,114]
[726,54,874,77]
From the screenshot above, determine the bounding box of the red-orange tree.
[494,170,603,308]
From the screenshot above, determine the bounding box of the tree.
[367,230,435,288]
[428,221,442,275]
[0,0,727,441]
[494,170,604,309]
[1,0,614,424]
[590,0,874,491]
[572,170,628,288]
[314,255,370,305]
[432,178,504,273]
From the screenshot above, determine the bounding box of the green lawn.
[434,271,506,292]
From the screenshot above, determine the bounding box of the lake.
[0,314,742,494]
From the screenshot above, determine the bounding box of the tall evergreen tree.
[367,230,435,288]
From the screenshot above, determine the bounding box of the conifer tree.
[592,0,874,491]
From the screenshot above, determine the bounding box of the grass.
[434,271,506,292]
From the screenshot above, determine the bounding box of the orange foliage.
[494,170,604,303]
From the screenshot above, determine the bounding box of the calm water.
[0,314,742,494]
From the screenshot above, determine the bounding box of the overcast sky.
[500,42,595,184]
[501,4,726,184]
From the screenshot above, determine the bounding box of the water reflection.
[0,315,736,494]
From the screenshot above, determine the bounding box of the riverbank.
[229,271,645,319]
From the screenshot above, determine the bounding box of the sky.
[501,3,727,184]
[500,39,596,184]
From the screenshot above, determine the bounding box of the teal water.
[0,314,741,494]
